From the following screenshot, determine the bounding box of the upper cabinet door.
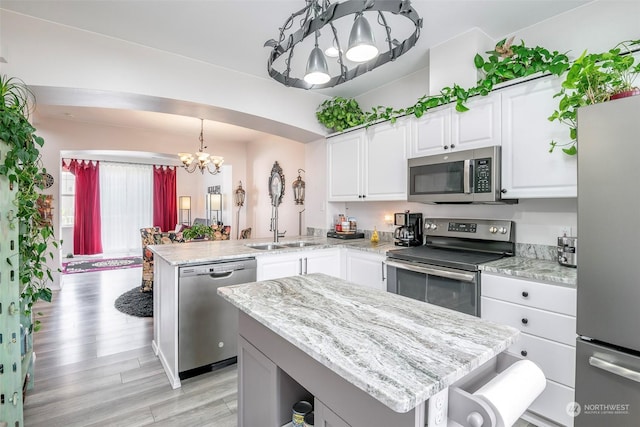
[409,93,501,158]
[409,104,451,157]
[363,119,409,201]
[500,76,577,198]
[452,93,502,150]
[327,130,364,202]
[327,119,409,202]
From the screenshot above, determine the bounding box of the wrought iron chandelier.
[265,0,422,90]
[178,119,224,175]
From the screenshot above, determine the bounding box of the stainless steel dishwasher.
[178,258,256,376]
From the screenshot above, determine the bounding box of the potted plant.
[0,75,59,330]
[316,97,365,132]
[182,223,214,241]
[549,39,640,155]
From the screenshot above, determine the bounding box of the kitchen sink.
[245,243,286,250]
[281,241,321,248]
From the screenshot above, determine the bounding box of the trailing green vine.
[317,37,571,131]
[0,75,58,330]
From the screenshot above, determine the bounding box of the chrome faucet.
[270,209,286,242]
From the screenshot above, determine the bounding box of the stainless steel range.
[386,218,515,317]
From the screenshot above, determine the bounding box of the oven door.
[386,259,480,317]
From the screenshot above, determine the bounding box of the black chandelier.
[265,0,422,90]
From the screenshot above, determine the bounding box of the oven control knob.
[489,226,497,234]
[499,227,507,234]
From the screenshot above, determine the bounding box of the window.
[60,171,75,227]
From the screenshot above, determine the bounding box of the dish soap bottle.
[371,227,379,244]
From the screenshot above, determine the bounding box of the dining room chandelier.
[264,0,422,90]
[178,119,224,175]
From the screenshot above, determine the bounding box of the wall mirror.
[269,161,285,207]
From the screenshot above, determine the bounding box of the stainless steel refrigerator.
[576,94,640,426]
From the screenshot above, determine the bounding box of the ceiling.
[1,0,591,139]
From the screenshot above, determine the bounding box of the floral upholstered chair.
[140,227,184,292]
[140,225,232,292]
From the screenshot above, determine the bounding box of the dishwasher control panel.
[179,258,256,277]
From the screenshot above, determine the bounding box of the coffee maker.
[393,212,423,246]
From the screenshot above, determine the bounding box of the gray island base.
[218,273,520,427]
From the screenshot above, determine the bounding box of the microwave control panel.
[473,158,492,193]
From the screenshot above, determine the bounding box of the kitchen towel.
[473,359,546,427]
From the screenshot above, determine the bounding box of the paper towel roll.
[473,360,546,427]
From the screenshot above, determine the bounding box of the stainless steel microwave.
[408,146,504,203]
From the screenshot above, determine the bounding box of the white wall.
[0,10,328,141]
[357,1,640,110]
[246,137,306,239]
[334,199,577,247]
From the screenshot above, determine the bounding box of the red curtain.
[67,159,103,255]
[153,166,177,231]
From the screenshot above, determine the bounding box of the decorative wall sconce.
[292,169,306,235]
[179,196,192,225]
[234,181,246,239]
[207,185,222,225]
[292,169,306,205]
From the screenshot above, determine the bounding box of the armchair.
[140,227,184,292]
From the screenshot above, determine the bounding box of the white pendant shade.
[304,46,330,84]
[345,14,378,62]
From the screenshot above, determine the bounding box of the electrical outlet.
[559,226,572,237]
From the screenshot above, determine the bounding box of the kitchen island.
[218,273,520,427]
[148,236,395,388]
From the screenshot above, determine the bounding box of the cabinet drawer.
[528,379,575,427]
[482,297,576,346]
[508,333,576,387]
[482,274,576,316]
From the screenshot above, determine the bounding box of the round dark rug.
[114,288,153,317]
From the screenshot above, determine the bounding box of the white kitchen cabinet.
[327,130,364,201]
[343,249,387,291]
[500,75,577,198]
[327,118,408,202]
[409,93,501,158]
[481,273,576,427]
[257,249,341,281]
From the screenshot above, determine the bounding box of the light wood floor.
[24,267,538,427]
[24,268,238,427]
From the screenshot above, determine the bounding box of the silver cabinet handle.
[589,356,640,383]
[386,260,476,283]
[381,261,386,281]
[304,257,308,275]
[299,258,303,275]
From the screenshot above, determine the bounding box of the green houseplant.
[549,39,640,155]
[182,223,215,241]
[316,97,365,132]
[316,38,570,132]
[0,75,59,329]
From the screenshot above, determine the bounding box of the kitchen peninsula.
[218,273,520,427]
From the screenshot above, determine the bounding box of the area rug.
[114,287,153,317]
[62,256,143,274]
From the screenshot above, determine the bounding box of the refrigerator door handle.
[589,356,640,383]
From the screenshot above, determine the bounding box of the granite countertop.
[480,256,577,287]
[148,235,395,266]
[218,273,519,413]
